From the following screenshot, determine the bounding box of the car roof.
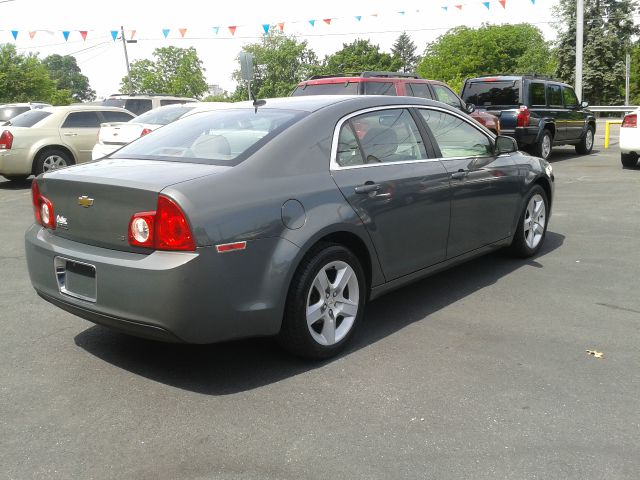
[41,105,132,113]
[467,75,570,86]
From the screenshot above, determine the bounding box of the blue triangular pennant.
[530,0,536,3]
[483,2,490,8]
[213,26,220,35]
[111,30,118,41]
[355,15,362,21]
[262,24,270,34]
[309,19,316,27]
[62,31,70,41]
[162,28,170,38]
[398,11,405,15]
[441,6,448,11]
[11,30,18,40]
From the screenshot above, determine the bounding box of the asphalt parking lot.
[1,128,639,479]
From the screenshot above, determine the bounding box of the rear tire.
[621,152,638,168]
[575,126,594,154]
[34,149,74,176]
[508,185,549,258]
[278,243,366,360]
[532,129,553,160]
[2,174,29,182]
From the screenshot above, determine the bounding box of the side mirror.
[581,101,589,108]
[465,103,476,114]
[495,135,518,154]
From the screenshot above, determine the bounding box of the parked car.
[619,109,640,168]
[0,102,51,125]
[460,74,596,160]
[0,105,134,181]
[292,71,501,135]
[102,94,198,116]
[92,102,231,160]
[25,96,553,359]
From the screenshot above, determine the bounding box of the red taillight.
[128,195,195,251]
[622,113,637,128]
[31,181,55,229]
[0,130,13,150]
[516,106,530,128]
[140,128,152,137]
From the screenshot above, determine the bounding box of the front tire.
[34,149,74,176]
[508,185,549,258]
[2,174,30,182]
[621,152,638,168]
[532,129,553,160]
[575,126,594,154]
[278,243,366,359]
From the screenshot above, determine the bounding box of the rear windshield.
[0,106,30,122]
[103,98,153,115]
[134,105,196,125]
[111,108,306,166]
[5,110,52,127]
[292,82,359,96]
[462,80,521,107]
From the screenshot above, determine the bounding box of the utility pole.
[120,25,130,78]
[625,53,630,106]
[575,0,584,102]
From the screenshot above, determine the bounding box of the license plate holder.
[54,257,97,303]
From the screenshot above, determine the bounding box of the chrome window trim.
[330,104,494,171]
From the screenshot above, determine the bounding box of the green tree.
[43,54,95,102]
[0,44,57,103]
[630,43,640,104]
[417,24,555,92]
[323,39,402,74]
[121,46,208,98]
[554,0,638,105]
[231,29,319,100]
[391,32,420,73]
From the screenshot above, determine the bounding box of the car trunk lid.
[37,158,229,252]
[98,122,159,147]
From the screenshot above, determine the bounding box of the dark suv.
[460,75,596,159]
[292,72,500,135]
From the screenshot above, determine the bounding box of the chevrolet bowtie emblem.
[78,196,94,208]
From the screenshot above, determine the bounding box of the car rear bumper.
[619,128,640,153]
[25,225,299,343]
[0,149,31,175]
[500,127,539,147]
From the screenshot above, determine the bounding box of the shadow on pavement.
[75,231,565,396]
[0,177,32,190]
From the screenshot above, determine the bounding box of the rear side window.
[292,83,359,96]
[124,99,153,115]
[547,84,563,107]
[61,112,101,128]
[562,87,579,107]
[462,80,520,106]
[0,106,29,121]
[6,110,52,127]
[530,83,546,106]
[112,108,306,166]
[432,84,462,109]
[363,82,397,96]
[406,83,432,99]
[101,111,135,123]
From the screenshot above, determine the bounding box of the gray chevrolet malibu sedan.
[25,96,554,359]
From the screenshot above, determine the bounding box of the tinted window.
[61,112,101,128]
[432,84,462,109]
[419,109,492,158]
[6,110,52,127]
[336,124,365,167]
[0,106,29,121]
[547,84,563,107]
[462,80,520,106]
[345,109,427,164]
[562,87,579,107]
[160,99,188,106]
[530,83,546,106]
[125,99,153,115]
[112,108,306,166]
[363,82,397,96]
[292,83,359,96]
[406,83,432,99]
[135,105,195,125]
[101,111,135,123]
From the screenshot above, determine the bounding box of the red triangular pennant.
[79,31,88,41]
[278,22,285,32]
[228,26,237,35]
[179,28,187,38]
[455,4,463,9]
[29,31,36,39]
[129,30,136,39]
[323,18,332,25]
[499,0,507,7]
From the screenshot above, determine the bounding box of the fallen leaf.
[586,350,604,359]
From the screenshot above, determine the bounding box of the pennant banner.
[162,28,170,38]
[79,30,88,41]
[179,28,187,38]
[62,31,69,41]
[111,30,118,41]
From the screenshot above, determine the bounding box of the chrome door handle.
[63,132,78,137]
[354,183,381,194]
[451,169,468,180]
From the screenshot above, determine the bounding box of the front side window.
[337,109,427,165]
[530,83,546,106]
[61,112,101,128]
[363,82,397,96]
[419,109,492,158]
[562,87,579,108]
[432,84,462,109]
[547,84,563,107]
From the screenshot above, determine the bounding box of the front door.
[562,86,584,141]
[331,108,451,281]
[416,107,522,259]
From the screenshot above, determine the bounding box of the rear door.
[416,107,522,258]
[59,111,102,163]
[330,107,451,280]
[546,83,567,141]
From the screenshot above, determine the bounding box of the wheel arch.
[533,175,553,210]
[31,144,76,174]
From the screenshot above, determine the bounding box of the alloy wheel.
[524,193,546,249]
[541,135,551,159]
[42,155,68,172]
